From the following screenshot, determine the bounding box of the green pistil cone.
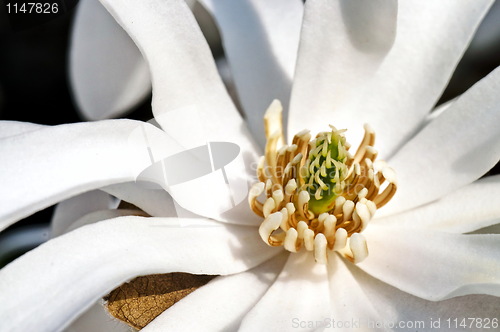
[305,128,348,215]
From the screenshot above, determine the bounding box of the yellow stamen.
[251,100,397,264]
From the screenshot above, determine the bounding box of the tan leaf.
[105,273,216,330]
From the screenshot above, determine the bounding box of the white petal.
[102,182,177,218]
[327,0,493,157]
[70,0,151,120]
[98,0,258,151]
[200,0,303,148]
[0,121,45,139]
[0,120,183,231]
[51,190,116,237]
[376,175,500,233]
[360,225,500,301]
[384,67,500,215]
[337,260,500,331]
[239,251,331,331]
[64,301,131,332]
[64,209,148,234]
[100,122,262,225]
[143,252,288,332]
[0,216,277,331]
[327,255,383,331]
[288,0,397,143]
[98,0,262,221]
[104,180,261,226]
[421,97,457,127]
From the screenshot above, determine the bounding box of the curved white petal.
[70,0,151,120]
[144,252,288,332]
[0,120,183,231]
[102,182,177,218]
[326,255,383,331]
[239,251,331,332]
[409,97,458,138]
[50,190,116,237]
[200,0,303,148]
[100,118,261,226]
[64,301,131,332]
[103,181,261,226]
[98,0,262,222]
[288,0,397,144]
[98,0,258,151]
[0,121,45,139]
[0,216,278,331]
[376,175,500,233]
[65,209,148,234]
[338,261,500,332]
[359,225,500,301]
[384,66,500,215]
[315,0,493,157]
[422,97,457,127]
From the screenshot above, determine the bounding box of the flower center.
[249,100,397,264]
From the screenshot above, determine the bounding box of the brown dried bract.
[105,273,216,330]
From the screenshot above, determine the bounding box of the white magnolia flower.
[1,0,500,331]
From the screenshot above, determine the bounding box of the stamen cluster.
[249,101,397,264]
